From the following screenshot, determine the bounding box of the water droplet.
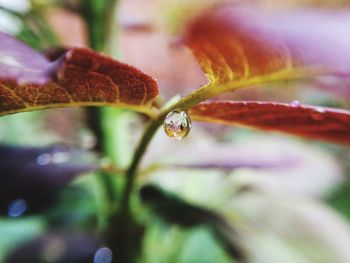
[315,107,325,113]
[309,107,326,121]
[8,199,27,217]
[164,110,191,140]
[290,100,301,107]
[94,247,113,263]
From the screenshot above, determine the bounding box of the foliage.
[0,1,349,263]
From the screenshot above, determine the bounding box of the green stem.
[81,0,120,224]
[120,116,164,215]
[116,91,208,262]
[115,114,163,263]
[118,86,213,217]
[82,0,118,52]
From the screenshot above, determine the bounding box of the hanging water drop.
[164,110,191,140]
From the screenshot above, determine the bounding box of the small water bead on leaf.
[311,107,326,120]
[164,110,192,140]
[315,107,326,113]
[290,100,301,107]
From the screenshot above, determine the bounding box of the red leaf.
[182,6,350,95]
[0,33,159,116]
[189,101,350,144]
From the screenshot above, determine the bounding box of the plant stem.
[81,0,120,223]
[119,86,213,217]
[120,116,164,215]
[86,107,117,205]
[114,114,163,263]
[116,92,207,262]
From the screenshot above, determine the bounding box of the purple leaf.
[0,32,51,84]
[0,144,97,215]
[5,233,101,263]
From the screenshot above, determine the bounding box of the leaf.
[170,159,294,171]
[231,191,350,263]
[0,144,97,215]
[189,101,350,144]
[313,76,350,100]
[0,32,159,117]
[5,233,100,263]
[140,185,221,227]
[182,6,350,98]
[140,185,246,261]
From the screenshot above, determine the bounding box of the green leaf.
[140,185,246,261]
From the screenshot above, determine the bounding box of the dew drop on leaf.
[164,110,191,140]
[290,100,301,107]
[309,107,326,120]
[315,107,326,113]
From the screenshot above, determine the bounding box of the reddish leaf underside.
[0,33,159,116]
[182,6,350,93]
[189,101,350,144]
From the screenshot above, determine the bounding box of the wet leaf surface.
[0,32,159,117]
[189,101,350,144]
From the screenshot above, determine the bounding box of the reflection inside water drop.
[164,110,191,140]
[94,247,113,263]
[8,199,27,217]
